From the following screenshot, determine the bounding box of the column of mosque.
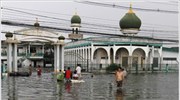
[59,45,61,70]
[129,44,133,72]
[151,46,155,71]
[75,49,77,66]
[108,48,111,64]
[7,41,13,73]
[60,44,65,71]
[13,42,18,72]
[159,46,163,71]
[86,48,88,71]
[70,50,72,67]
[6,35,20,73]
[28,43,30,55]
[77,48,79,65]
[88,47,91,72]
[54,45,57,72]
[74,49,76,66]
[71,50,73,66]
[56,45,60,72]
[144,45,149,71]
[82,47,84,68]
[56,36,65,71]
[42,45,44,54]
[113,45,116,64]
[91,43,94,63]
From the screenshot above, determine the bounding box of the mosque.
[1,4,179,74]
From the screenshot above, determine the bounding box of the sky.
[0,0,179,42]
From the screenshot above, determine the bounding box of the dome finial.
[36,18,38,23]
[34,17,40,27]
[128,3,134,13]
[75,8,77,15]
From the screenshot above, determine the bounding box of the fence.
[64,62,179,73]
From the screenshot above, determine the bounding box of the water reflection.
[8,77,18,100]
[1,72,178,100]
[65,82,71,93]
[115,88,123,100]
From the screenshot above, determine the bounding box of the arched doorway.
[132,48,146,70]
[93,48,108,69]
[115,48,129,68]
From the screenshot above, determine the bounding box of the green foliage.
[106,63,119,72]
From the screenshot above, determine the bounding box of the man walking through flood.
[115,67,124,88]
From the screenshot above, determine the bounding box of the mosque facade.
[64,4,178,72]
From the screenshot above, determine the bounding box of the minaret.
[69,11,83,41]
[71,11,81,34]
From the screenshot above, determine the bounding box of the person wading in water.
[115,67,124,88]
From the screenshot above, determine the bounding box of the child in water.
[37,65,42,76]
[72,70,78,80]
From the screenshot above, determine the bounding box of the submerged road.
[1,71,178,100]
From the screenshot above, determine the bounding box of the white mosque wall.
[162,51,179,65]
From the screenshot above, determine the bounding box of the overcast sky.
[1,0,179,41]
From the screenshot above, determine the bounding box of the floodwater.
[1,72,178,100]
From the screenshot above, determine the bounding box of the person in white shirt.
[76,64,82,79]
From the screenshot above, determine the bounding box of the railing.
[64,62,179,73]
[27,53,44,57]
[2,52,44,57]
[18,52,44,58]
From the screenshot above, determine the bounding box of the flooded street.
[1,72,178,100]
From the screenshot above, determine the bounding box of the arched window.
[76,28,78,34]
[72,28,74,34]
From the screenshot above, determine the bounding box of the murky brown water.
[1,72,178,100]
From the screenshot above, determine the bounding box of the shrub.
[106,63,119,72]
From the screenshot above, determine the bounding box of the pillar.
[159,46,162,71]
[86,48,88,71]
[151,46,154,71]
[129,44,133,72]
[13,43,18,72]
[90,44,94,70]
[28,44,30,54]
[113,45,116,64]
[144,56,148,71]
[88,48,91,71]
[42,45,44,54]
[56,45,60,72]
[54,45,57,72]
[107,48,111,64]
[60,45,64,71]
[7,43,13,73]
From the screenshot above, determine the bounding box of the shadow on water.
[1,72,178,100]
